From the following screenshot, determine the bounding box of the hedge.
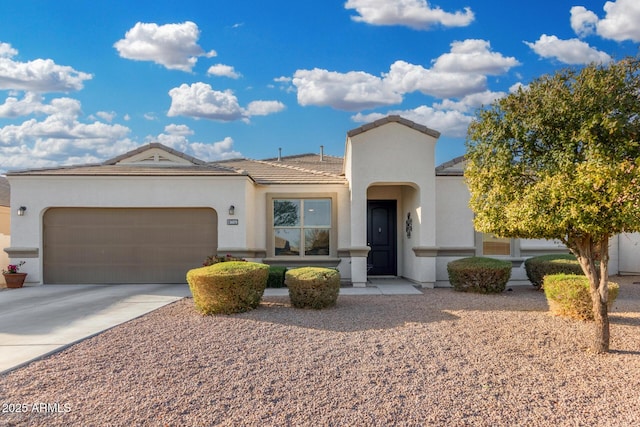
[524,254,586,289]
[543,274,619,321]
[447,257,511,294]
[267,266,287,288]
[186,261,268,315]
[286,267,340,309]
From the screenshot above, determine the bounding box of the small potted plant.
[3,261,27,288]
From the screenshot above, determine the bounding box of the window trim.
[475,231,520,258]
[267,192,338,259]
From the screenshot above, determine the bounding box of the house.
[4,115,639,286]
[0,176,10,277]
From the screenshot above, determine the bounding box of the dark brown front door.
[367,200,397,276]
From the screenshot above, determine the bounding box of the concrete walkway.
[0,280,422,374]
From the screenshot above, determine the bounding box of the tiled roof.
[6,142,245,177]
[6,164,244,177]
[219,154,346,185]
[435,155,466,176]
[0,176,9,207]
[104,142,207,165]
[347,115,441,139]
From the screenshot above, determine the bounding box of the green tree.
[465,57,640,353]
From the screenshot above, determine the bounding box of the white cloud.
[164,123,194,136]
[167,82,285,121]
[114,21,216,72]
[0,92,49,117]
[353,105,472,138]
[291,39,518,111]
[0,94,85,120]
[0,42,18,58]
[95,111,116,122]
[150,125,241,161]
[345,0,474,30]
[431,40,521,75]
[570,6,599,37]
[524,34,612,64]
[207,64,241,79]
[434,90,507,113]
[167,83,245,121]
[384,60,487,99]
[570,1,640,42]
[191,137,241,160]
[597,0,640,42]
[0,97,135,172]
[293,68,402,111]
[0,43,92,92]
[246,100,285,116]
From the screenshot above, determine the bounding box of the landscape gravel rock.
[2,277,640,426]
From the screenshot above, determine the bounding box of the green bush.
[447,257,511,294]
[203,253,247,266]
[267,266,287,288]
[186,261,268,315]
[524,254,585,289]
[543,274,619,321]
[286,267,340,309]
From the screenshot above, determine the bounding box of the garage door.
[44,208,217,284]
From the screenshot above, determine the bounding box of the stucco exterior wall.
[433,174,580,286]
[0,206,9,281]
[435,177,474,248]
[7,175,253,283]
[346,122,438,286]
[255,183,351,280]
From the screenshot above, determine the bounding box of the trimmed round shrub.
[543,274,619,321]
[186,261,269,315]
[524,254,585,289]
[286,267,340,309]
[447,257,511,294]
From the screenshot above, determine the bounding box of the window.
[273,198,331,256]
[481,233,511,256]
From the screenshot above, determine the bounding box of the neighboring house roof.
[220,153,346,185]
[0,176,9,207]
[435,155,466,176]
[347,115,441,139]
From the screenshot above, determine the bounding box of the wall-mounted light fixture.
[228,205,235,216]
[17,206,27,216]
[405,212,413,238]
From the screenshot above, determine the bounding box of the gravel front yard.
[2,278,640,426]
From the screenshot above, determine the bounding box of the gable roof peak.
[104,142,207,166]
[347,115,440,139]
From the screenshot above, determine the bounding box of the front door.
[367,200,397,276]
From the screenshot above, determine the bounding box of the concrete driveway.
[0,284,191,374]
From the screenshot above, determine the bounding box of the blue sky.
[0,0,638,173]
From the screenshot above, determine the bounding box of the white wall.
[347,122,438,286]
[617,233,640,274]
[7,175,253,283]
[435,177,474,248]
[433,174,578,286]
